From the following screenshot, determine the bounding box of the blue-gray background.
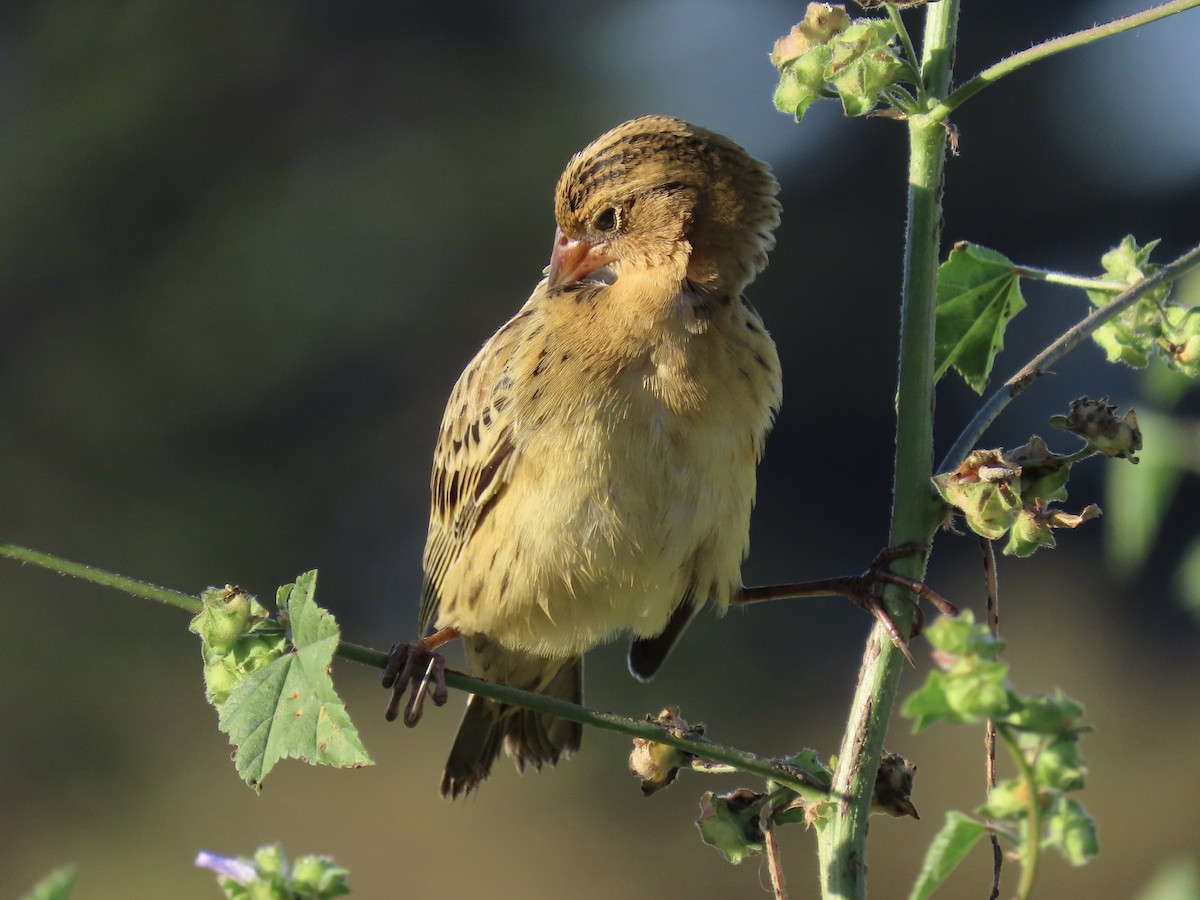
[2,1,1199,897]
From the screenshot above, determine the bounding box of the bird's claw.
[382,641,449,726]
[850,542,958,664]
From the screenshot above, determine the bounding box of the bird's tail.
[441,649,582,798]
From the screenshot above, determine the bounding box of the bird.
[384,115,783,798]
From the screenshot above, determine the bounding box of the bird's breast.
[437,300,780,657]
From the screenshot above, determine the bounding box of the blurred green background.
[3,1,1200,897]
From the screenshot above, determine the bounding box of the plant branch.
[380,657,828,794]
[982,536,1003,900]
[816,3,959,896]
[0,537,824,798]
[926,0,1200,121]
[0,538,200,613]
[996,724,1044,900]
[939,240,1200,472]
[1012,265,1124,293]
[764,817,789,900]
[885,3,924,104]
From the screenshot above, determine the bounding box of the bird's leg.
[731,543,957,664]
[382,626,460,726]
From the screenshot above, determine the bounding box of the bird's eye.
[592,206,620,234]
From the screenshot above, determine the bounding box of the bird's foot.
[734,543,957,664]
[381,627,459,726]
[843,543,958,664]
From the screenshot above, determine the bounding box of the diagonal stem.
[939,241,1200,472]
[926,0,1200,121]
[0,537,822,796]
[0,538,200,613]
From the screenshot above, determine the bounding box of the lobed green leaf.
[934,243,1027,393]
[215,571,373,789]
[908,812,987,900]
[1044,798,1100,866]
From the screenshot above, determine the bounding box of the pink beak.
[547,227,614,289]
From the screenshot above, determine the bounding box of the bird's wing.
[418,304,532,634]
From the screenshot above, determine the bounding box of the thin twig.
[980,535,1002,900]
[885,2,925,104]
[1011,265,1124,293]
[0,538,200,613]
[925,0,1200,121]
[0,537,827,798]
[939,241,1200,472]
[997,724,1043,900]
[764,816,789,900]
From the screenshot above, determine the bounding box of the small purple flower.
[195,851,258,884]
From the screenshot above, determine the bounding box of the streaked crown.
[553,116,781,292]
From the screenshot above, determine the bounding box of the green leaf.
[908,812,987,900]
[1175,536,1200,620]
[773,49,832,122]
[922,609,1005,659]
[1089,235,1169,368]
[1044,797,1099,865]
[1104,409,1183,578]
[1163,310,1200,377]
[289,856,352,897]
[1134,857,1200,900]
[825,20,907,117]
[935,244,1027,393]
[1007,436,1071,503]
[903,663,1013,731]
[903,613,1015,731]
[771,6,850,121]
[1032,735,1088,793]
[20,866,76,900]
[217,571,373,789]
[979,777,1034,821]
[1004,506,1058,557]
[1004,691,1085,737]
[696,789,767,865]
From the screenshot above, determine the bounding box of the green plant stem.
[0,537,821,797]
[939,241,1200,472]
[1012,265,1123,294]
[816,4,959,897]
[0,538,200,613]
[885,3,924,103]
[996,724,1043,900]
[926,0,1200,121]
[438,667,821,794]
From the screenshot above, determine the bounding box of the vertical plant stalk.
[997,724,1043,900]
[982,536,1003,900]
[815,3,960,896]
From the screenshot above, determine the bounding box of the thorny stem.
[0,537,824,798]
[939,241,1200,472]
[925,0,1200,122]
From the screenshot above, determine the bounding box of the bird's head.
[549,116,780,295]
